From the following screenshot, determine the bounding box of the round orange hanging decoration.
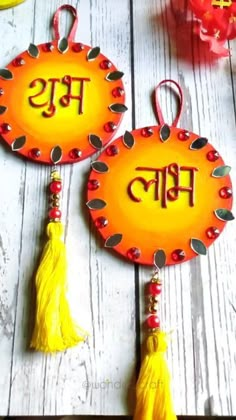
[0,4,126,164]
[0,4,127,353]
[87,80,234,420]
[87,79,233,266]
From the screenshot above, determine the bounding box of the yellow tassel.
[30,221,86,353]
[134,331,176,420]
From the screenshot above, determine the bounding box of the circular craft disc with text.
[87,125,234,266]
[0,40,126,164]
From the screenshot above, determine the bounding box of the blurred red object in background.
[189,0,236,56]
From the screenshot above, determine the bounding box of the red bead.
[42,42,54,52]
[207,150,219,162]
[104,122,117,133]
[49,208,61,219]
[178,130,190,141]
[100,59,112,70]
[112,87,124,98]
[127,247,141,260]
[94,216,108,229]
[0,88,4,96]
[12,57,25,66]
[147,282,162,296]
[219,186,232,199]
[49,181,62,194]
[88,179,100,191]
[0,123,11,134]
[171,249,186,262]
[141,127,153,137]
[72,43,84,53]
[30,148,41,159]
[146,315,160,329]
[206,226,220,239]
[69,148,82,159]
[106,144,119,156]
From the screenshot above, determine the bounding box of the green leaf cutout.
[51,146,62,164]
[89,134,103,150]
[0,68,13,80]
[109,103,128,113]
[214,208,235,221]
[86,199,106,210]
[123,131,135,149]
[190,238,207,256]
[106,71,124,81]
[105,234,123,248]
[28,43,40,58]
[212,166,231,178]
[58,38,69,54]
[160,124,170,142]
[154,249,166,269]
[11,136,26,151]
[87,47,100,61]
[0,106,7,115]
[190,137,208,150]
[91,161,109,173]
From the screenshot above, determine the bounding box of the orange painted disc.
[87,125,234,266]
[0,40,126,164]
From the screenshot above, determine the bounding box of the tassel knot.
[147,331,168,353]
[46,221,64,239]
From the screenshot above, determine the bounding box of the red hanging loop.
[53,4,78,42]
[154,79,184,127]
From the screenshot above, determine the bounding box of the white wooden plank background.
[0,0,235,416]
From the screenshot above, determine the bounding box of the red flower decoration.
[189,0,236,56]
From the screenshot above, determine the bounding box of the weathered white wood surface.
[0,0,235,416]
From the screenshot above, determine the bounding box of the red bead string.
[48,170,62,222]
[146,273,162,330]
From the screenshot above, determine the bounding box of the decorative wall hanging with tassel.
[87,79,234,419]
[0,4,127,352]
[30,168,87,352]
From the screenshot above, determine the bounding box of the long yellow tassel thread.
[30,170,86,353]
[134,331,176,420]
